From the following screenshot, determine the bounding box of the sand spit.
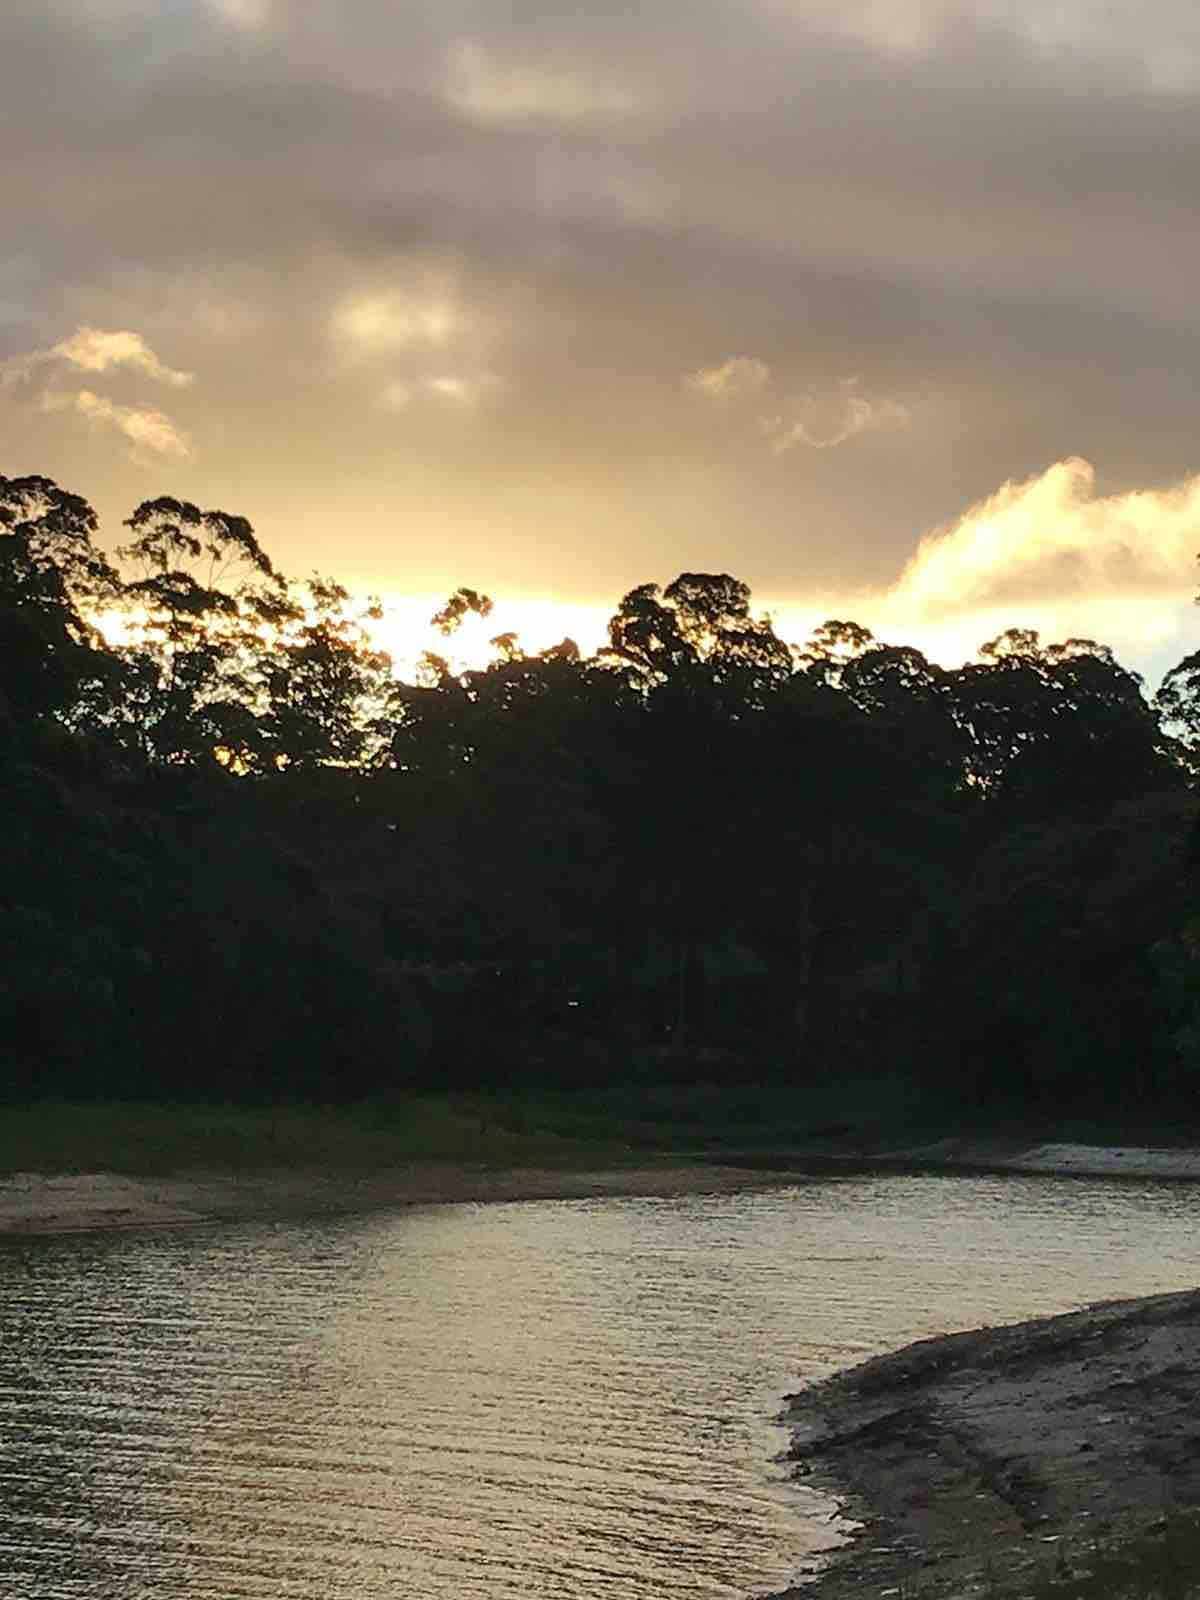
[905,1141,1200,1180]
[776,1287,1200,1599]
[0,1162,804,1237]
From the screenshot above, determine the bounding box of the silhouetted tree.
[0,475,122,732]
[115,496,295,766]
[605,572,792,705]
[255,576,393,770]
[430,586,493,635]
[5,462,1200,1115]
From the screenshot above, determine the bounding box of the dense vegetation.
[5,470,1200,1127]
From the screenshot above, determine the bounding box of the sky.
[4,0,1200,683]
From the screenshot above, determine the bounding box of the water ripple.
[1,1174,1198,1597]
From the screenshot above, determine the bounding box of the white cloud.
[687,364,909,451]
[54,326,193,386]
[762,381,911,451]
[42,387,192,460]
[2,325,193,388]
[758,459,1200,683]
[834,457,1200,679]
[3,325,195,461]
[685,355,772,401]
[890,457,1200,621]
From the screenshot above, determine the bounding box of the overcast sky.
[4,0,1200,679]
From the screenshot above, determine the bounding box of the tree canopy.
[3,469,1199,1116]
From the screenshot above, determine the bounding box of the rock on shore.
[776,1287,1200,1599]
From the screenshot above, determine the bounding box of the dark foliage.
[3,471,1199,1113]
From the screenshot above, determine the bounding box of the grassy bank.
[0,1074,913,1178]
[3,1075,1197,1181]
[459,1076,1200,1160]
[0,1070,962,1179]
[0,1096,639,1178]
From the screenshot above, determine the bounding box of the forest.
[5,469,1200,1123]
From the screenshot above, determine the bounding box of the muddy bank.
[0,1161,805,1236]
[776,1287,1200,1598]
[900,1140,1200,1180]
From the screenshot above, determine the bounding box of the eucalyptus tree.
[0,474,122,733]
[115,496,295,766]
[951,630,1179,815]
[1155,651,1200,772]
[599,575,794,1041]
[604,572,793,706]
[255,576,394,772]
[795,618,875,688]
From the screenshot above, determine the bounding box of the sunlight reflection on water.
[0,1173,1197,1598]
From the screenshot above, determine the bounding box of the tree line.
[5,470,1200,1116]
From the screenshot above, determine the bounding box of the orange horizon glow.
[91,582,1198,689]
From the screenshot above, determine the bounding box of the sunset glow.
[368,594,613,677]
[5,3,1200,685]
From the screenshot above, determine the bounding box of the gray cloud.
[4,0,1200,668]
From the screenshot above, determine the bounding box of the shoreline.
[0,1160,811,1237]
[774,1287,1200,1599]
[886,1137,1200,1181]
[4,1139,1200,1238]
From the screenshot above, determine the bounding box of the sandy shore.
[5,1141,1200,1238]
[0,1161,808,1237]
[776,1286,1200,1599]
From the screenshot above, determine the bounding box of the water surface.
[1,1172,1197,1598]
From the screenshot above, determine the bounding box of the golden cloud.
[2,325,193,389]
[891,457,1200,621]
[685,356,772,400]
[42,388,192,460]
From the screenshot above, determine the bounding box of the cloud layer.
[4,1,1200,676]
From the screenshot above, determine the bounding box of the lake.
[1,1172,1198,1598]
